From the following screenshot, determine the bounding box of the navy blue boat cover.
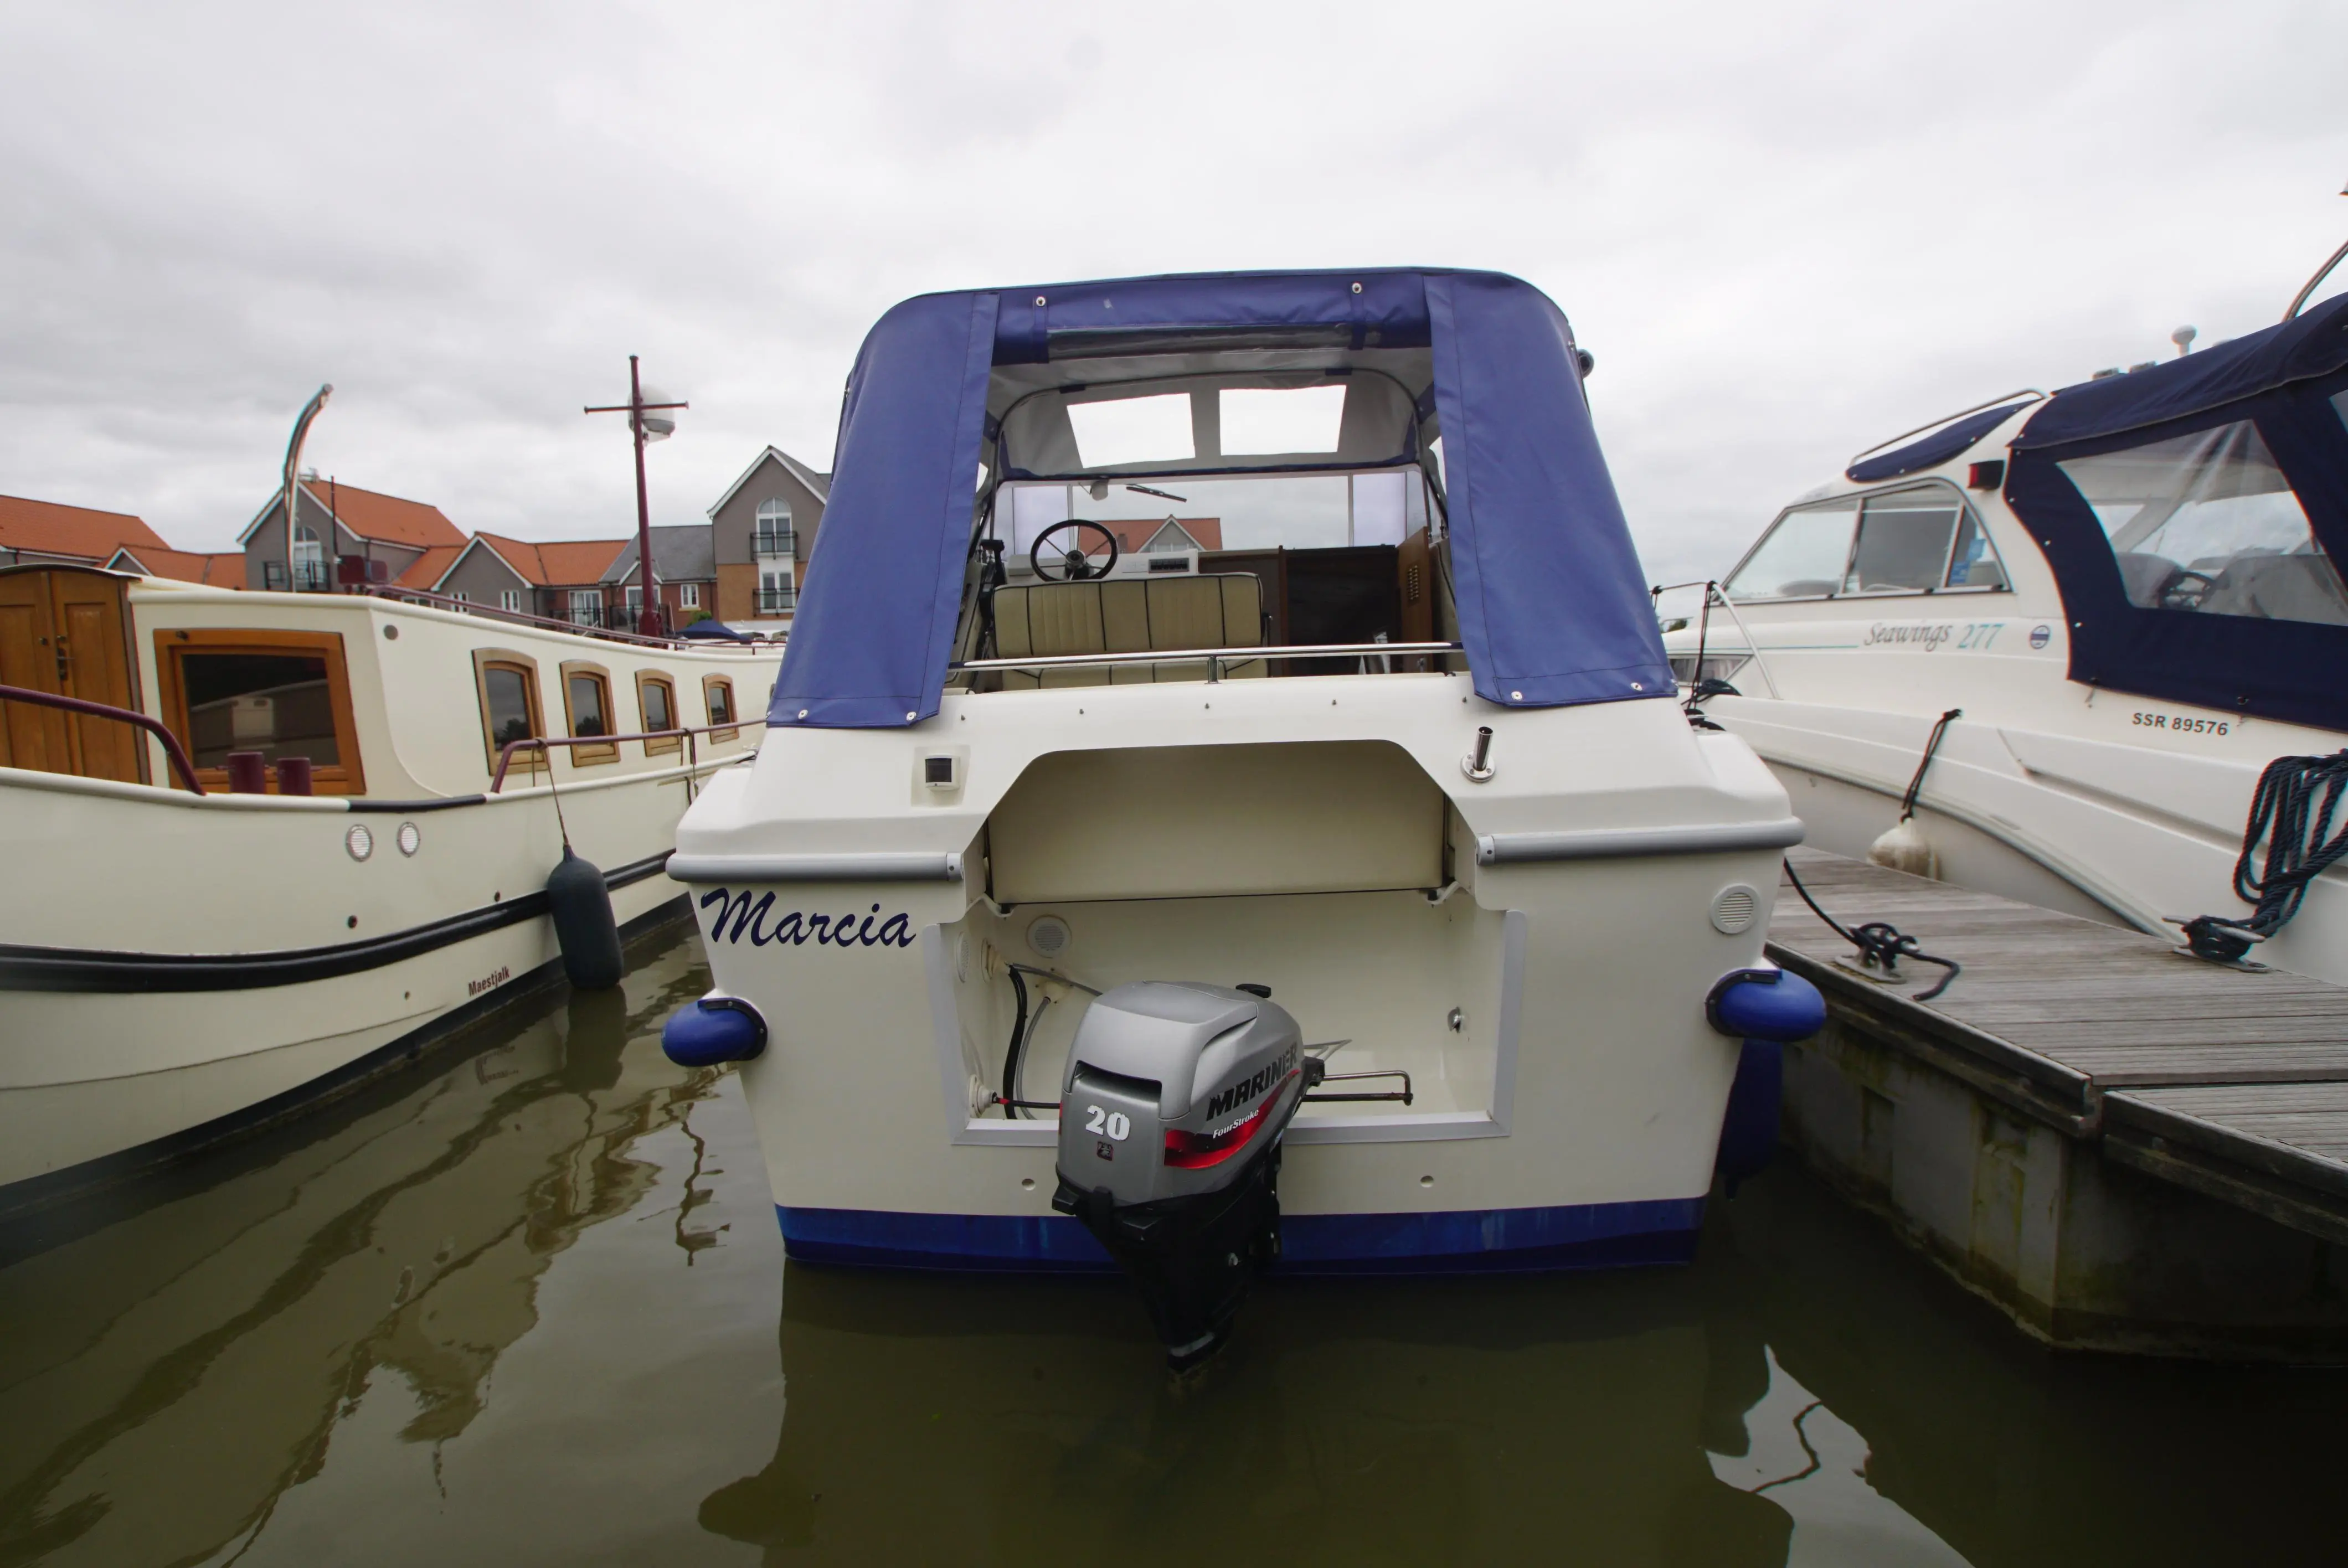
[770,269,1672,728]
[1846,401,2035,483]
[2006,293,2348,734]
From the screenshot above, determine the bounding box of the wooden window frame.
[636,670,681,756]
[703,674,739,742]
[559,659,619,765]
[471,647,545,778]
[155,627,366,795]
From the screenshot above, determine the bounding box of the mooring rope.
[1784,858,1961,1003]
[1898,708,1963,822]
[2181,748,2348,963]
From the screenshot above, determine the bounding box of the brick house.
[707,447,828,626]
[238,477,466,591]
[602,525,718,626]
[2,494,172,569]
[431,533,630,626]
[102,545,245,587]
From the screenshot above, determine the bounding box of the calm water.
[3,926,2341,1567]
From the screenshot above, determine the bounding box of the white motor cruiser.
[663,268,1824,1364]
[1660,285,2348,984]
[0,565,777,1211]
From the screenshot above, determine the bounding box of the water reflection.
[1,924,2341,1567]
[0,932,722,1568]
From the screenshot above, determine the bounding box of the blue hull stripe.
[777,1196,1705,1276]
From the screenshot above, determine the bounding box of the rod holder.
[1461,726,1495,782]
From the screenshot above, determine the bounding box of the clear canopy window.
[1725,484,2001,600]
[1065,394,1195,468]
[1220,385,1347,455]
[1005,470,1426,558]
[2057,421,2348,626]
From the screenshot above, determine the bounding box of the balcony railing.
[752,529,796,558]
[756,587,797,614]
[262,560,333,591]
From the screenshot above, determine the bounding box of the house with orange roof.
[102,544,246,588]
[236,474,466,592]
[1,494,172,570]
[431,532,633,626]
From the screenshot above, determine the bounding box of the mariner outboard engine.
[1052,981,1322,1370]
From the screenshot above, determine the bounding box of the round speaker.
[1027,915,1072,958]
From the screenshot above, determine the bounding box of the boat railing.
[357,585,776,652]
[0,682,206,794]
[490,720,770,793]
[1650,581,1783,699]
[950,641,1462,684]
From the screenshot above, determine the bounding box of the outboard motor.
[1051,981,1321,1370]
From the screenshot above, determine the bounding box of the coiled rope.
[2181,749,2348,964]
[1783,859,1962,1003]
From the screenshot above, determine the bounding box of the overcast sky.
[3,1,2341,584]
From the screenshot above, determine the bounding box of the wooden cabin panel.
[54,575,140,781]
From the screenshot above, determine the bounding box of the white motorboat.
[1660,288,2348,984]
[662,268,1824,1364]
[0,565,777,1211]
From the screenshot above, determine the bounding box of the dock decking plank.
[1765,849,2348,1240]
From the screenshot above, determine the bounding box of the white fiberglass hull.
[1700,690,2348,987]
[678,672,1800,1272]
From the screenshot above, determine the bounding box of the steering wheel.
[2161,568,2220,611]
[1030,519,1120,582]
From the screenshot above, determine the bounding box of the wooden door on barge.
[0,565,143,782]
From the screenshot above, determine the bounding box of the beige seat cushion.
[992,574,1264,687]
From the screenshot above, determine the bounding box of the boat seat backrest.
[991,575,1265,688]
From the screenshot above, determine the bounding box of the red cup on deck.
[225,751,266,793]
[275,756,314,795]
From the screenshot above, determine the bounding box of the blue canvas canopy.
[2005,293,2348,734]
[769,268,1673,728]
[1846,400,2035,483]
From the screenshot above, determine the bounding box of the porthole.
[397,821,421,857]
[346,823,375,862]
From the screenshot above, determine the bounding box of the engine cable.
[2180,748,2348,964]
[1783,858,1961,1003]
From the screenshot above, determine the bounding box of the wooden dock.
[1763,849,2348,1357]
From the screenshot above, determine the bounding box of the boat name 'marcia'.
[699,889,918,949]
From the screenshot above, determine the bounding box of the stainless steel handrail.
[1650,582,1781,699]
[952,641,1460,674]
[1843,389,2045,470]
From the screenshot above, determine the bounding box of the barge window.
[472,649,544,776]
[560,661,618,765]
[703,675,738,742]
[1724,498,1857,600]
[2057,421,2348,626]
[638,672,679,755]
[158,628,364,793]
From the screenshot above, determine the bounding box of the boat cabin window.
[559,661,617,765]
[471,649,544,776]
[157,628,364,793]
[703,674,738,741]
[637,671,680,755]
[2056,421,2348,626]
[1725,482,2005,601]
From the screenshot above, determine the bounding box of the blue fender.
[1706,967,1825,1196]
[662,994,769,1067]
